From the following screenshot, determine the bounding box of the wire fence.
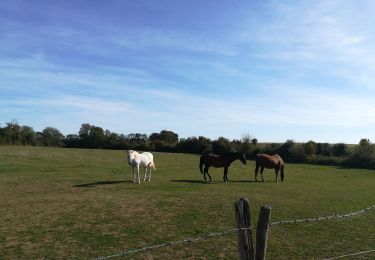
[323,248,375,260]
[97,227,252,260]
[270,205,375,226]
[96,204,375,260]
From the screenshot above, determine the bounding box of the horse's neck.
[132,151,142,160]
[228,154,238,163]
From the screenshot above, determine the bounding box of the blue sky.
[1,0,375,143]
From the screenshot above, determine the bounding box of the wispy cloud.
[2,1,375,143]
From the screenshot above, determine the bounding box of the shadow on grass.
[73,180,132,188]
[229,180,258,183]
[170,179,214,184]
[171,179,263,184]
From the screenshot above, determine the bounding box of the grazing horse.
[199,152,247,182]
[255,154,284,182]
[127,150,156,184]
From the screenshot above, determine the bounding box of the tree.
[149,130,178,151]
[20,126,36,145]
[345,139,375,169]
[277,140,295,159]
[316,143,332,156]
[64,134,80,148]
[149,130,178,144]
[78,123,105,148]
[332,143,348,157]
[304,140,317,156]
[176,136,212,154]
[0,121,21,144]
[40,127,64,147]
[239,134,256,157]
[212,137,233,154]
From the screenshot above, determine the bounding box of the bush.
[345,139,375,169]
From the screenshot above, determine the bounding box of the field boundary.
[96,204,375,260]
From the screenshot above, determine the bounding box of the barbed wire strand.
[96,227,253,260]
[270,205,375,226]
[97,205,375,259]
[323,248,375,260]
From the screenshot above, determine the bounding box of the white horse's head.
[127,150,135,165]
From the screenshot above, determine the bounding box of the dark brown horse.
[199,152,247,182]
[255,154,284,182]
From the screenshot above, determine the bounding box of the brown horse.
[199,152,247,182]
[255,154,285,182]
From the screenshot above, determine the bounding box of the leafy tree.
[149,130,178,151]
[149,130,178,144]
[239,134,256,157]
[316,143,332,156]
[20,126,36,145]
[345,139,375,169]
[40,127,64,147]
[332,143,348,157]
[176,136,212,154]
[1,121,21,144]
[277,139,295,159]
[64,134,80,148]
[78,123,105,148]
[212,137,233,154]
[304,140,317,156]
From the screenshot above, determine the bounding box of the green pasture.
[0,146,374,259]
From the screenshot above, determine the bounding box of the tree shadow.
[73,180,132,188]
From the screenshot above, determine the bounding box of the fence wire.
[323,248,375,260]
[97,205,375,259]
[270,205,375,226]
[96,227,253,260]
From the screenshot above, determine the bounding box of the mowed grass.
[0,146,374,259]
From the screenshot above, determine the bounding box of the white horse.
[126,150,156,184]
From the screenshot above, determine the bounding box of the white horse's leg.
[148,165,152,182]
[143,166,147,181]
[136,166,140,184]
[132,166,136,183]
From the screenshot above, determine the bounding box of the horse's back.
[274,154,284,165]
[139,152,153,165]
[256,153,283,168]
[200,153,228,167]
[142,152,153,161]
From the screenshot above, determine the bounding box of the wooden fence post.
[256,205,272,260]
[234,198,254,260]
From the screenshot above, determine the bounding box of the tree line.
[1,121,374,169]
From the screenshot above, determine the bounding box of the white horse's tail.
[150,160,156,170]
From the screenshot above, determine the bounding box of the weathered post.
[256,205,272,260]
[234,198,254,260]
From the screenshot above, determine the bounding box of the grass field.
[0,146,374,259]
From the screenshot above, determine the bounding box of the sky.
[1,0,375,144]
